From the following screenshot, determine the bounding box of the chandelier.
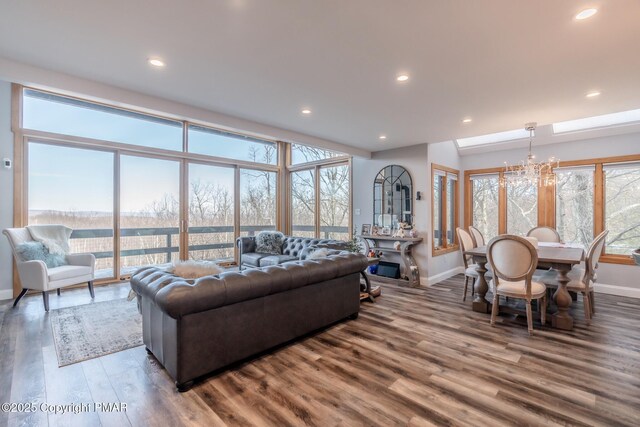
[499,122,559,187]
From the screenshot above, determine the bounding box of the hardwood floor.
[1,275,639,426]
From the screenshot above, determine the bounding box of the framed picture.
[371,226,379,235]
[361,224,372,235]
[380,226,391,236]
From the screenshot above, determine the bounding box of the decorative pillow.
[308,248,331,260]
[170,260,222,279]
[255,231,285,255]
[15,241,67,268]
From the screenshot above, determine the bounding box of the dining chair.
[487,235,547,335]
[526,226,561,243]
[468,226,485,247]
[537,230,608,323]
[456,227,492,302]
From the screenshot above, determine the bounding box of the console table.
[357,235,423,287]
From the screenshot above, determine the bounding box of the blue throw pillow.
[15,241,67,268]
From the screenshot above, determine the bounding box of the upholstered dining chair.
[487,235,547,335]
[3,227,96,312]
[537,230,608,323]
[526,226,561,243]
[468,226,485,247]
[456,227,492,302]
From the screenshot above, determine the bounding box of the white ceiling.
[1,0,639,153]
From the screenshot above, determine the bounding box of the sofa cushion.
[242,252,271,267]
[255,231,285,255]
[259,255,298,267]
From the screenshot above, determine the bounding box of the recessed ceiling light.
[396,74,409,82]
[379,135,387,140]
[301,109,312,115]
[586,91,601,98]
[462,118,473,123]
[148,58,165,67]
[575,8,597,20]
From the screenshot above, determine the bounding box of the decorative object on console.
[169,260,222,279]
[393,241,401,250]
[380,227,391,236]
[377,261,401,279]
[361,224,371,235]
[499,122,559,188]
[410,229,419,238]
[255,230,285,254]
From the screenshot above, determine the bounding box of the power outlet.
[354,209,361,215]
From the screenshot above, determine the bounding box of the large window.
[470,174,499,240]
[506,178,538,236]
[555,167,594,247]
[465,155,640,265]
[604,162,640,255]
[23,89,183,151]
[16,85,353,288]
[432,164,459,255]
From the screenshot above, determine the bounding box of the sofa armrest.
[66,253,96,272]
[236,237,257,268]
[16,260,48,291]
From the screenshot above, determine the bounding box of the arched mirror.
[373,165,413,228]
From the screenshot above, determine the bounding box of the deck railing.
[70,225,349,263]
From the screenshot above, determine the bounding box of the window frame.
[464,154,640,265]
[431,163,460,256]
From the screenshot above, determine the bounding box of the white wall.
[352,141,465,286]
[0,80,14,299]
[461,132,640,294]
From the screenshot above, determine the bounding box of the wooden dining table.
[464,243,585,330]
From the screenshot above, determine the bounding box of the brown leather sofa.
[130,252,368,391]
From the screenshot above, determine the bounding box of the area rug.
[50,298,143,367]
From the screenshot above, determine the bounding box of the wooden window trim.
[464,153,640,265]
[432,163,460,257]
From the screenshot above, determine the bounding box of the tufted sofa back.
[281,237,346,258]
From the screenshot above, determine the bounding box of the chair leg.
[42,292,50,312]
[490,293,499,326]
[56,288,61,296]
[88,281,95,299]
[463,276,469,302]
[540,295,547,325]
[525,300,534,335]
[13,288,29,308]
[590,290,596,314]
[583,292,591,324]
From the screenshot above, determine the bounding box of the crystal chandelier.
[499,122,559,187]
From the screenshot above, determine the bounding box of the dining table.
[464,243,585,330]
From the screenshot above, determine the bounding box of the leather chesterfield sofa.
[236,235,348,269]
[130,252,368,391]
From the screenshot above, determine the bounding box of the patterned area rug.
[50,298,143,367]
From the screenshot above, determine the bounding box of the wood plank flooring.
[1,275,639,426]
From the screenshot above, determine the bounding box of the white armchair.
[3,227,96,311]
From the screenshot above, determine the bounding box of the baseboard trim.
[424,267,464,287]
[594,283,640,299]
[0,289,13,301]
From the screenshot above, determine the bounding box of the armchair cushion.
[48,265,93,282]
[15,241,67,268]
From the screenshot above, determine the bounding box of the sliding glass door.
[27,142,116,280]
[188,163,235,261]
[120,155,181,275]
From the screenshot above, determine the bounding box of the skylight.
[456,128,530,148]
[552,109,640,134]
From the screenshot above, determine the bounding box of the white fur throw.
[255,231,285,255]
[170,261,222,279]
[308,248,331,259]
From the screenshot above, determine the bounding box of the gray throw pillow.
[255,231,285,255]
[15,241,67,268]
